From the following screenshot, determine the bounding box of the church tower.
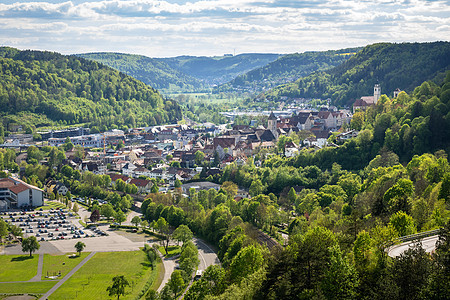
[374,83,381,103]
[268,112,278,140]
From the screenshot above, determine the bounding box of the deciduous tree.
[106,275,129,300]
[75,241,86,256]
[22,236,40,257]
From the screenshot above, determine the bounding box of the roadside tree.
[131,216,141,227]
[75,241,86,256]
[101,203,115,220]
[115,210,126,225]
[173,224,193,246]
[169,270,185,296]
[90,209,100,223]
[22,236,40,257]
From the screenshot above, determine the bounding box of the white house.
[122,163,137,177]
[0,177,44,210]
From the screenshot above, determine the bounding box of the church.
[353,83,381,113]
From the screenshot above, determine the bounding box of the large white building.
[0,177,44,210]
[48,134,105,148]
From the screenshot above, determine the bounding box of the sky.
[0,0,449,57]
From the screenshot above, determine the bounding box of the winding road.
[157,237,220,293]
[387,235,439,257]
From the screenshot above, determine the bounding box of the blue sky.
[0,0,448,57]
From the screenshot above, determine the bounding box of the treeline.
[264,42,450,106]
[0,47,182,130]
[77,52,206,93]
[215,48,360,93]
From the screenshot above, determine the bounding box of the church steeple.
[267,112,278,139]
[374,83,381,103]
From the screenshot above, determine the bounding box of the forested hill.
[264,42,450,106]
[214,47,361,94]
[77,52,281,93]
[159,53,281,85]
[0,47,182,130]
[76,52,206,93]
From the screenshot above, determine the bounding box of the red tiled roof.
[109,173,130,182]
[129,178,151,187]
[0,178,15,189]
[9,183,29,194]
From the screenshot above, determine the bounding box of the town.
[0,38,449,299]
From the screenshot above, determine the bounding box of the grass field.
[158,245,181,257]
[0,255,38,282]
[36,201,66,211]
[49,251,160,300]
[42,253,90,280]
[0,281,57,294]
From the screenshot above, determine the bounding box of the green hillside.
[264,42,450,106]
[160,53,281,85]
[0,47,182,130]
[214,47,361,94]
[76,52,206,93]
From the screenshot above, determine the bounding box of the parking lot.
[1,208,108,243]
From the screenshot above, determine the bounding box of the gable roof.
[0,178,15,189]
[109,173,130,182]
[129,178,152,187]
[9,183,29,194]
[213,137,236,149]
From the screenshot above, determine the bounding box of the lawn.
[0,255,38,282]
[158,245,181,257]
[42,253,90,280]
[0,281,56,294]
[49,251,161,300]
[36,201,66,211]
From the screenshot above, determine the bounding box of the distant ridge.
[77,52,281,93]
[214,47,361,94]
[263,42,450,106]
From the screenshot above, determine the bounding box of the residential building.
[181,182,221,193]
[0,177,44,210]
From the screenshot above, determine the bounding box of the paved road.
[39,251,96,300]
[158,238,220,294]
[157,254,177,293]
[29,254,44,282]
[194,238,220,271]
[388,235,439,257]
[2,242,62,255]
[124,209,142,226]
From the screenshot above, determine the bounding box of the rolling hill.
[263,42,450,106]
[78,52,281,93]
[76,52,206,93]
[0,47,182,130]
[214,47,361,94]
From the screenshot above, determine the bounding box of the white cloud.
[0,0,448,56]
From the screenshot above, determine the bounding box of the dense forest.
[264,42,450,106]
[160,53,281,85]
[0,47,182,131]
[77,52,207,93]
[78,52,281,93]
[214,48,361,94]
[134,75,450,299]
